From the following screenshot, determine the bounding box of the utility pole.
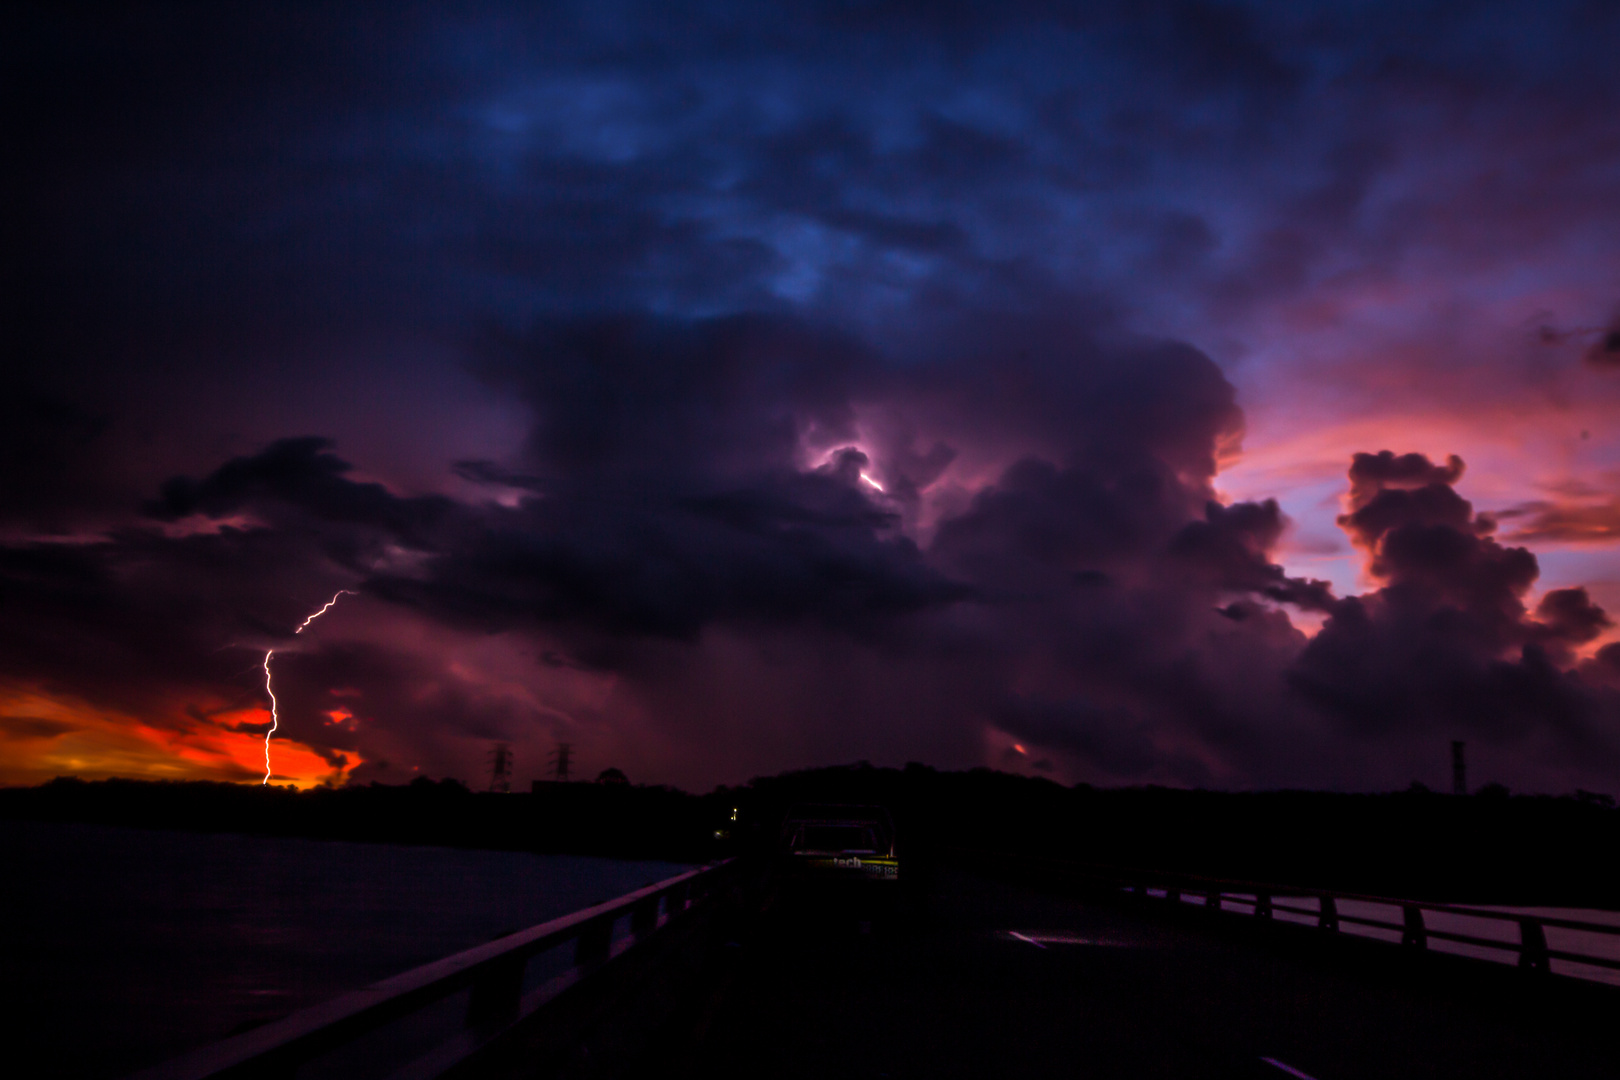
[1452,740,1467,796]
[547,741,573,783]
[487,742,512,793]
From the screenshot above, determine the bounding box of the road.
[656,867,1618,1080]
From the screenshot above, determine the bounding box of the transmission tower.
[487,742,513,793]
[547,741,573,783]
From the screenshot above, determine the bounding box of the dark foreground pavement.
[640,868,1618,1080]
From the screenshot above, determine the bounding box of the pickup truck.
[778,804,899,883]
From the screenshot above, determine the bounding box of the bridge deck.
[646,868,1616,1080]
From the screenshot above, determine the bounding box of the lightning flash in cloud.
[262,590,356,785]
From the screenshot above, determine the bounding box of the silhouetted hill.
[0,776,726,862]
[5,767,1619,904]
[728,763,1620,906]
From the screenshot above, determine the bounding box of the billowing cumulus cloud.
[4,1,1620,791]
[1290,453,1620,786]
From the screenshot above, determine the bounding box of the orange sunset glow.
[0,690,350,790]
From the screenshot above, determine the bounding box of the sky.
[5,0,1620,794]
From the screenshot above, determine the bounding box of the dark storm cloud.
[477,314,862,485]
[1170,500,1335,611]
[0,524,340,719]
[119,316,968,643]
[993,697,1159,780]
[928,446,1327,786]
[148,437,456,554]
[14,302,1620,789]
[74,306,1315,784]
[1581,308,1620,369]
[1534,588,1613,658]
[8,0,1618,458]
[370,470,968,644]
[1290,454,1619,763]
[0,717,81,741]
[12,0,1608,353]
[6,1,1620,790]
[398,306,1261,657]
[1343,452,1467,515]
[0,384,114,529]
[1588,331,1620,369]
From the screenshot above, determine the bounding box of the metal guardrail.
[979,853,1620,980]
[128,859,737,1080]
[1120,872,1620,976]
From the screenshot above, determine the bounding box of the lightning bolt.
[261,650,280,785]
[262,590,356,785]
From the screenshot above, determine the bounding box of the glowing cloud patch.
[0,689,347,789]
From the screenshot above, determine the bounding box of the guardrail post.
[1518,918,1550,974]
[467,955,524,1029]
[666,880,690,914]
[1205,890,1221,910]
[1255,893,1273,919]
[1318,895,1339,932]
[1401,904,1427,949]
[575,914,615,968]
[631,895,660,940]
[233,1053,299,1079]
[1165,888,1180,905]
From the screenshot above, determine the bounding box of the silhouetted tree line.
[5,767,1619,904]
[0,776,727,862]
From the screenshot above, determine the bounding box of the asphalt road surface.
[668,868,1618,1080]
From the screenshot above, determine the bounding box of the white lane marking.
[1020,932,1134,946]
[1007,931,1047,949]
[1261,1057,1319,1080]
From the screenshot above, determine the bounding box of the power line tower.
[547,741,573,783]
[487,742,513,793]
